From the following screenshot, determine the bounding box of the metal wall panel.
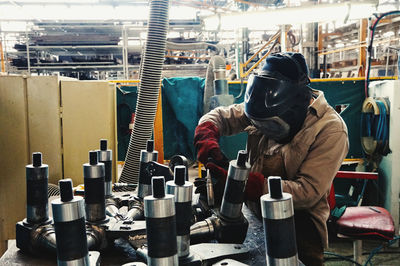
[61,80,117,186]
[0,76,29,255]
[27,76,63,184]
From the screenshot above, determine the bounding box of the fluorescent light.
[204,0,378,30]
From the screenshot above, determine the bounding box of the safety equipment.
[244,53,312,143]
[194,121,226,164]
[244,171,265,202]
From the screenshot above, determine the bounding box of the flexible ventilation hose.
[360,97,390,156]
[119,0,170,187]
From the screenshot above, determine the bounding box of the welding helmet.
[244,53,312,143]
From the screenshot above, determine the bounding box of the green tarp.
[116,78,366,162]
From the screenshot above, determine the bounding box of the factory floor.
[325,238,400,265]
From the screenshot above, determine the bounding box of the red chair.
[328,171,395,264]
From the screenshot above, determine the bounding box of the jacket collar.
[309,90,329,118]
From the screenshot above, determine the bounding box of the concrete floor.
[325,238,400,265]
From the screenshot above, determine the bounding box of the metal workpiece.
[105,197,119,218]
[261,177,298,266]
[16,220,56,254]
[144,176,178,265]
[206,170,215,207]
[97,139,113,198]
[266,256,299,266]
[57,256,90,266]
[144,195,175,218]
[177,234,190,257]
[190,218,215,242]
[166,166,193,203]
[52,179,90,266]
[126,196,144,221]
[83,151,105,179]
[31,223,57,252]
[26,152,50,224]
[138,140,159,199]
[166,166,193,258]
[220,150,250,220]
[84,151,106,223]
[141,140,159,163]
[260,193,294,220]
[51,197,85,223]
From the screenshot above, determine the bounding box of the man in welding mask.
[194,52,349,265]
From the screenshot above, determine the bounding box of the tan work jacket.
[199,90,349,247]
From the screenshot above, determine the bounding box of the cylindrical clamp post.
[83,151,106,223]
[26,152,49,224]
[52,179,90,266]
[220,150,250,220]
[166,166,193,258]
[97,139,113,198]
[261,176,298,266]
[138,140,159,199]
[144,176,178,266]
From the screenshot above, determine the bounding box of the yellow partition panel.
[0,76,29,255]
[27,76,63,185]
[61,80,117,185]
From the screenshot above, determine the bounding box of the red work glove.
[244,172,266,202]
[194,121,225,164]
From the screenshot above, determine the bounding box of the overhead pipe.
[119,0,170,187]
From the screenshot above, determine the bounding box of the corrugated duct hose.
[119,0,170,189]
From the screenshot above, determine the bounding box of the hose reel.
[361,97,390,156]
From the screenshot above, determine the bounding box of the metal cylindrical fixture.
[52,179,89,266]
[138,140,159,199]
[97,139,113,198]
[26,152,49,224]
[144,176,178,266]
[214,79,229,95]
[220,150,250,220]
[166,166,193,258]
[83,151,106,223]
[261,176,298,266]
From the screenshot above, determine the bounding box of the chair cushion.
[336,206,395,241]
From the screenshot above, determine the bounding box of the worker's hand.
[244,172,266,202]
[194,121,226,165]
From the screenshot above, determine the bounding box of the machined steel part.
[126,196,144,221]
[52,179,90,266]
[138,140,159,199]
[166,166,193,258]
[190,217,216,243]
[119,0,170,188]
[26,152,49,224]
[220,151,250,220]
[261,177,298,266]
[97,139,113,198]
[105,197,120,218]
[144,176,178,265]
[83,151,106,223]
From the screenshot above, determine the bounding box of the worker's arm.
[198,103,251,136]
[280,129,349,209]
